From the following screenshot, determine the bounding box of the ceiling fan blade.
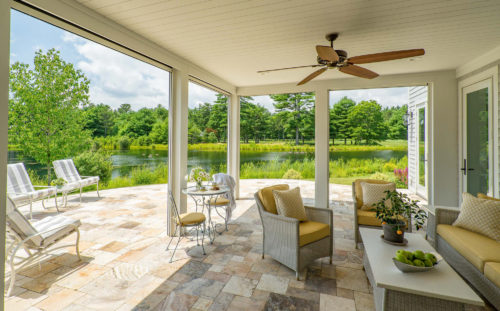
[339,65,379,79]
[257,64,322,73]
[297,67,328,85]
[316,45,339,62]
[348,49,425,64]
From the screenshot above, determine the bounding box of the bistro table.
[182,185,230,243]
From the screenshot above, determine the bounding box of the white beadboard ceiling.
[74,0,500,87]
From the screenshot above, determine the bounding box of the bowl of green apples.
[392,249,440,273]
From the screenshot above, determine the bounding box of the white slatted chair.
[5,196,81,296]
[53,159,100,202]
[7,163,58,219]
[210,173,236,232]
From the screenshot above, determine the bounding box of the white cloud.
[62,32,82,43]
[188,82,218,108]
[71,38,170,110]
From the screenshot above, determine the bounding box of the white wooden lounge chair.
[5,196,81,296]
[7,163,58,219]
[53,159,100,202]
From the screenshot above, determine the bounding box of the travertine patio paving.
[5,180,431,311]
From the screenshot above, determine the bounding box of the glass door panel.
[464,85,490,196]
[418,107,426,188]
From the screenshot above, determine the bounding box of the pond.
[8,148,407,179]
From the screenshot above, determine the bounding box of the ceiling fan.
[257,33,425,85]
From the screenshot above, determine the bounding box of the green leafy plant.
[375,190,427,232]
[73,151,113,183]
[50,178,67,187]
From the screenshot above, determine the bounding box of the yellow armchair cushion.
[484,262,500,288]
[299,221,330,247]
[178,212,206,226]
[357,210,383,227]
[477,193,500,201]
[353,179,393,208]
[209,197,230,205]
[258,184,289,214]
[437,224,500,272]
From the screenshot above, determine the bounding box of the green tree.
[331,97,356,144]
[207,94,228,142]
[9,49,91,181]
[347,100,387,144]
[117,103,131,114]
[239,96,255,143]
[84,103,115,137]
[271,92,315,145]
[384,105,408,139]
[119,108,155,138]
[150,118,169,144]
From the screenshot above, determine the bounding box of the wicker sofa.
[254,184,333,280]
[432,207,500,309]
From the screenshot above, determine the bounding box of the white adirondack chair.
[5,196,81,296]
[53,159,100,202]
[7,163,58,219]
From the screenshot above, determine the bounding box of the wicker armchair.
[352,179,411,248]
[254,184,333,280]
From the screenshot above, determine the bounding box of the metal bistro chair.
[167,190,207,262]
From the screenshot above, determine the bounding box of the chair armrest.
[260,211,299,245]
[33,185,56,190]
[435,207,460,225]
[11,223,80,251]
[304,206,333,227]
[80,176,98,178]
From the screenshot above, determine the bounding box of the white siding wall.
[408,86,428,195]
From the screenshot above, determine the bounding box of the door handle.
[460,159,467,175]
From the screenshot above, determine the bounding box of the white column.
[168,69,189,235]
[228,94,240,198]
[0,0,10,303]
[314,88,330,208]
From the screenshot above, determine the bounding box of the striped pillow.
[273,187,308,221]
[454,193,500,242]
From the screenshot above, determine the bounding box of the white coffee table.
[360,228,484,311]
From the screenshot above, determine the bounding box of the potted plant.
[375,190,427,243]
[50,178,67,189]
[188,167,211,190]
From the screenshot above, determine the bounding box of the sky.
[10,9,409,112]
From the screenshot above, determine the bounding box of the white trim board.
[456,45,500,78]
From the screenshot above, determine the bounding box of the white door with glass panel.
[416,103,427,198]
[461,79,493,196]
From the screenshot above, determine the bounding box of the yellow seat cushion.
[437,224,500,272]
[209,197,230,205]
[477,193,500,201]
[484,262,500,288]
[353,179,393,208]
[299,221,330,247]
[258,184,289,214]
[357,210,383,227]
[178,212,205,225]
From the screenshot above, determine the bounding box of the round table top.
[182,185,230,196]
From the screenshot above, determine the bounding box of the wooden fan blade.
[348,49,425,64]
[339,65,379,79]
[316,45,339,62]
[297,67,328,85]
[257,64,322,73]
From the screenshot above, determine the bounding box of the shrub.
[136,136,152,146]
[383,162,397,172]
[369,172,393,182]
[119,137,131,150]
[74,151,113,183]
[28,169,48,185]
[282,169,302,179]
[131,166,156,185]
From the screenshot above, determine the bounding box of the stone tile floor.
[4,180,482,311]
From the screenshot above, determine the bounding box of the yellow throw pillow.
[360,182,396,211]
[273,187,308,221]
[477,193,500,201]
[453,193,500,242]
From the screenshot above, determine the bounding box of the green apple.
[423,259,433,267]
[404,251,414,260]
[413,250,425,260]
[395,253,408,264]
[424,253,437,264]
[396,250,406,258]
[413,259,425,267]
